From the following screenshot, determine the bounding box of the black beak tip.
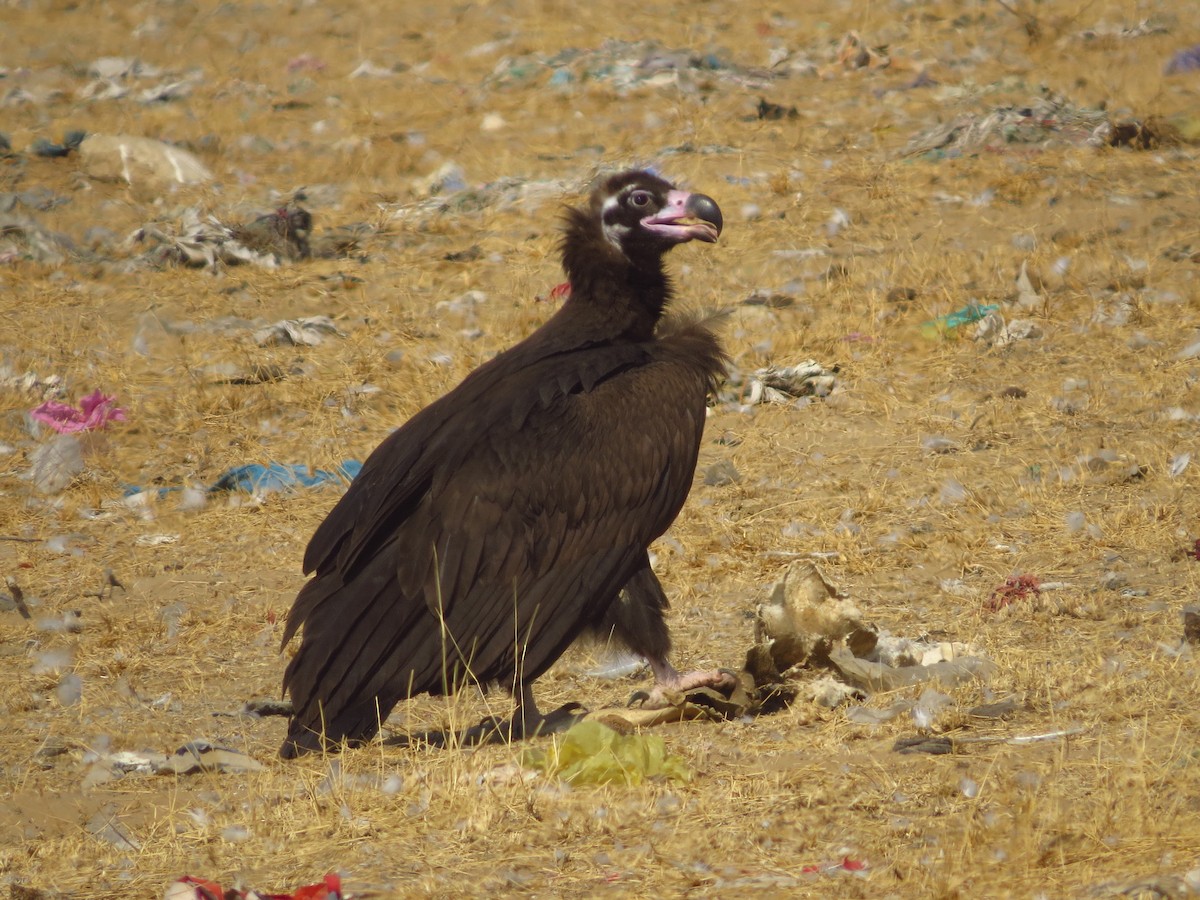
[685,193,723,236]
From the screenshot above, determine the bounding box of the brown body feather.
[281,171,726,757]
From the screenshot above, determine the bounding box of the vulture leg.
[510,684,587,738]
[385,686,585,748]
[456,685,585,745]
[607,562,736,707]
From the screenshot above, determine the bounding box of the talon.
[628,690,651,708]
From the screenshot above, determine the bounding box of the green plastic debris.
[919,302,999,339]
[522,720,692,786]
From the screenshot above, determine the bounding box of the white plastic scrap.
[26,434,84,494]
[1169,453,1191,478]
[126,207,274,269]
[1015,260,1042,310]
[135,533,180,547]
[743,360,837,405]
[253,315,342,347]
[0,366,64,400]
[974,310,1043,347]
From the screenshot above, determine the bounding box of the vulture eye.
[628,190,653,209]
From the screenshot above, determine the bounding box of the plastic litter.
[919,303,999,339]
[846,687,950,728]
[30,389,126,433]
[253,316,342,347]
[1169,453,1191,478]
[1164,45,1200,75]
[522,720,692,786]
[486,38,770,94]
[86,742,264,783]
[579,651,647,680]
[829,647,995,692]
[165,873,342,900]
[1075,19,1168,42]
[209,461,363,494]
[1014,260,1043,310]
[904,91,1109,157]
[27,434,85,494]
[985,574,1041,611]
[123,460,361,503]
[126,205,313,270]
[159,741,266,775]
[802,857,867,876]
[738,360,838,405]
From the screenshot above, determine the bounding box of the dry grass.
[2,0,1200,896]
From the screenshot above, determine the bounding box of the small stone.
[79,134,213,185]
[31,137,72,158]
[703,459,742,486]
[1184,610,1200,645]
[1100,571,1128,591]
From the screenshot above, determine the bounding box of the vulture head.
[560,170,723,283]
[593,170,723,261]
[558,171,723,334]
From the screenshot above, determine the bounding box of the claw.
[628,690,651,708]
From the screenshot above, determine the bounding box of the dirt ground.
[2,0,1200,897]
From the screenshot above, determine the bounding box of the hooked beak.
[641,190,723,244]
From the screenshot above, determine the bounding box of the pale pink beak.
[641,189,723,243]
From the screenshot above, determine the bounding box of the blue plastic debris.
[1165,45,1200,75]
[209,461,363,494]
[125,460,362,500]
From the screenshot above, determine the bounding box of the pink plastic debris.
[30,389,127,433]
[287,53,327,72]
[801,856,868,875]
[165,872,342,900]
[985,574,1042,611]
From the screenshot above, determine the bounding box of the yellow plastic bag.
[523,720,691,786]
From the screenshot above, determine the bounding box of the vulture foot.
[629,668,737,708]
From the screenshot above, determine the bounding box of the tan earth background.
[3,0,1200,896]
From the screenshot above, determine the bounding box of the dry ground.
[2,0,1200,896]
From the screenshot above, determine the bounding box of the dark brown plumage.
[280,169,727,758]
